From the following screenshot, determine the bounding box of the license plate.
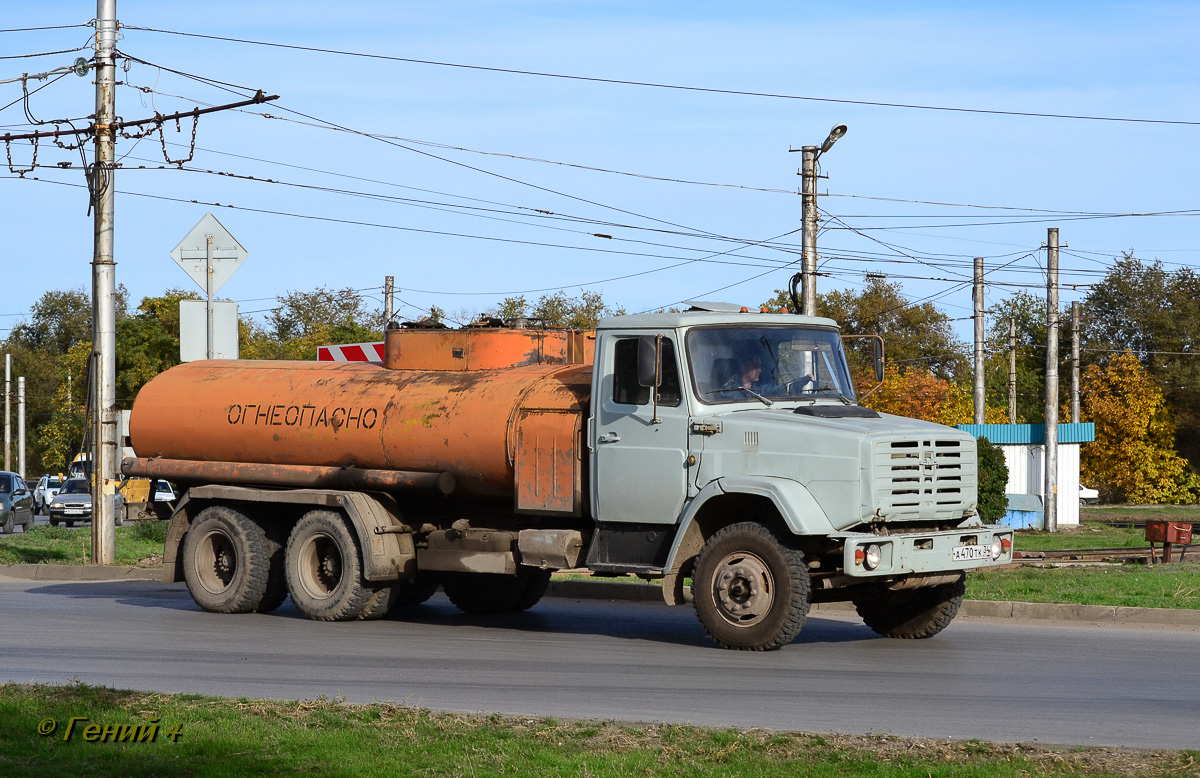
[65,509,87,515]
[953,544,990,562]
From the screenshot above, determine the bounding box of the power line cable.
[121,25,1200,127]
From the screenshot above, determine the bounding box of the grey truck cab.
[586,306,1013,650]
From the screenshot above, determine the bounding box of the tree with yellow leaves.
[857,364,1006,426]
[1080,351,1200,504]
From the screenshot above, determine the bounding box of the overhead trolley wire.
[122,25,1200,127]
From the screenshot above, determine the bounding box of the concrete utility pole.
[17,376,25,478]
[800,146,819,316]
[1044,228,1060,533]
[92,0,118,563]
[792,124,847,315]
[1008,318,1017,424]
[973,257,986,424]
[4,353,9,472]
[384,275,395,327]
[1071,300,1081,423]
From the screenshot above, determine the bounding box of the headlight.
[990,536,1004,560]
[863,544,882,571]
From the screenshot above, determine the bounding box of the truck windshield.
[687,326,856,404]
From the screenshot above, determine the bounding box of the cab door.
[591,334,690,524]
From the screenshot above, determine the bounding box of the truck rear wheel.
[442,568,549,614]
[692,522,810,651]
[285,510,376,621]
[391,575,440,610]
[256,522,290,614]
[851,575,965,639]
[181,505,272,614]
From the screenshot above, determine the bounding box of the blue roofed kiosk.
[957,423,1096,530]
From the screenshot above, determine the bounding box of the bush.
[131,519,169,544]
[976,436,1009,524]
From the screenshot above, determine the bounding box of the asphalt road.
[1,578,1197,750]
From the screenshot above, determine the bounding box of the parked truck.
[123,304,1013,650]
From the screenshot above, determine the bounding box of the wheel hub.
[712,552,774,626]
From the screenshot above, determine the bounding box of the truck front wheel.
[181,505,272,614]
[692,522,810,651]
[851,575,965,639]
[285,510,375,621]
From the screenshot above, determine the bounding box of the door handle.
[597,432,621,444]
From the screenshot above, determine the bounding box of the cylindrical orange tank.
[129,360,592,499]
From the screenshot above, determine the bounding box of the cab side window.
[612,337,682,407]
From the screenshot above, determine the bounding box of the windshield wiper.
[705,386,773,406]
[813,384,854,405]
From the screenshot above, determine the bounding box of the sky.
[2,1,1198,344]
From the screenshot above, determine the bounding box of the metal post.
[1044,228,1060,533]
[17,376,24,478]
[91,0,118,564]
[3,353,9,472]
[384,275,394,327]
[800,145,819,316]
[1071,300,1081,423]
[1008,317,1017,424]
[206,234,214,359]
[973,257,985,424]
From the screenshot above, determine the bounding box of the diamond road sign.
[169,213,247,296]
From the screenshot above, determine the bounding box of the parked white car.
[1080,485,1100,506]
[33,474,63,514]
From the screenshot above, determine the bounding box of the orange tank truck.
[124,309,1013,651]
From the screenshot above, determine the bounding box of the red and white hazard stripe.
[317,341,385,363]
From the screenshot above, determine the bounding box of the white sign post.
[170,213,247,360]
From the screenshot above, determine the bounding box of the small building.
[956,423,1096,529]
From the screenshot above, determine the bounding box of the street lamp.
[789,124,848,315]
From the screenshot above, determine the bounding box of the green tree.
[491,290,621,329]
[982,291,1066,424]
[249,287,383,360]
[763,275,968,380]
[116,289,201,406]
[1081,254,1200,468]
[976,436,1010,523]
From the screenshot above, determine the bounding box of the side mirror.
[637,335,661,388]
[872,337,884,383]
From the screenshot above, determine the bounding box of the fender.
[659,476,836,605]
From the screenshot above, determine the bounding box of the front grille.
[873,437,975,520]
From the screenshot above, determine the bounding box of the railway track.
[1014,545,1198,564]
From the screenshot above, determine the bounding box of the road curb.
[4,565,1199,628]
[0,563,161,582]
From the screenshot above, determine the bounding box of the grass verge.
[965,563,1200,609]
[1014,522,1153,551]
[1081,505,1200,524]
[2,683,1195,778]
[0,523,164,567]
